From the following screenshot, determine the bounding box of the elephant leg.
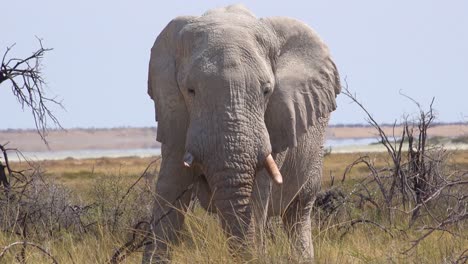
[194,174,217,214]
[142,145,194,264]
[282,195,315,263]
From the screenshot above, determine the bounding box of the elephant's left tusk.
[264,154,283,184]
[183,152,194,168]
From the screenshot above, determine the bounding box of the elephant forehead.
[180,26,257,54]
[178,13,271,55]
[178,47,270,89]
[175,16,275,87]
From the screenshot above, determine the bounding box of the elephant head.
[148,5,340,241]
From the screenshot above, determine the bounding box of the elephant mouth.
[183,151,283,184]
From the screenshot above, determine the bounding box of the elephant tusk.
[264,154,283,184]
[183,152,194,168]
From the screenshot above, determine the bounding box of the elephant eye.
[188,87,195,95]
[262,83,272,96]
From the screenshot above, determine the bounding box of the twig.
[403,212,468,254]
[0,241,58,264]
[339,218,394,239]
[109,181,195,264]
[111,158,160,232]
[341,156,369,183]
[108,221,152,264]
[113,159,160,226]
[454,248,468,264]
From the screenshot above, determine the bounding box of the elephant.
[143,5,340,263]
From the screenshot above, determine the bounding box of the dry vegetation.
[0,149,466,263]
[0,87,466,264]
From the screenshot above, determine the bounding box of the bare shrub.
[87,168,155,234]
[0,149,88,240]
[0,143,160,262]
[314,85,467,259]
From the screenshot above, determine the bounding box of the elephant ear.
[148,16,193,146]
[264,17,341,153]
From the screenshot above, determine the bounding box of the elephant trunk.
[184,105,276,246]
[210,169,255,247]
[201,129,258,247]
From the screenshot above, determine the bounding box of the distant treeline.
[0,126,158,133]
[1,122,467,133]
[329,121,467,128]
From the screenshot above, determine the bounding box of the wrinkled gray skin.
[143,5,340,263]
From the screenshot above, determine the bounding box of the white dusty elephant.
[143,5,340,263]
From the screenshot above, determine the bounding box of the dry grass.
[1,151,467,263]
[10,156,158,195]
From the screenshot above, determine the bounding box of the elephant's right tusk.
[183,152,194,168]
[264,154,283,184]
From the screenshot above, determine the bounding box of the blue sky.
[2,0,467,129]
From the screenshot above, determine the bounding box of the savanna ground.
[1,149,467,264]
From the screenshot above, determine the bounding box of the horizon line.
[1,121,467,133]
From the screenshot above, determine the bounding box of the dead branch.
[1,38,63,143]
[0,241,58,264]
[404,210,467,254]
[339,218,394,239]
[0,161,9,189]
[341,155,369,183]
[454,248,468,264]
[108,221,152,264]
[112,158,160,232]
[109,177,195,264]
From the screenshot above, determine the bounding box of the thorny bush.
[313,88,467,260]
[0,146,157,242]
